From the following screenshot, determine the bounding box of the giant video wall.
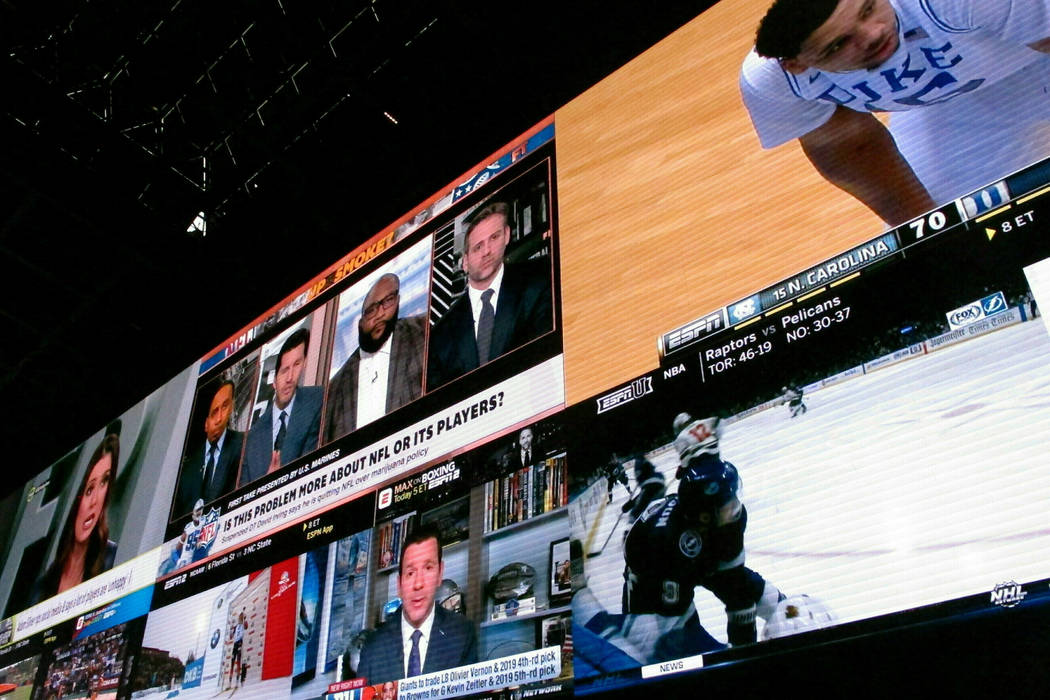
[3,1,1050,698]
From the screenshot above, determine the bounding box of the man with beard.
[426,201,552,390]
[175,379,243,518]
[324,273,425,442]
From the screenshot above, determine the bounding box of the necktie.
[407,628,422,677]
[204,442,218,490]
[524,449,531,465]
[477,288,495,364]
[274,410,288,451]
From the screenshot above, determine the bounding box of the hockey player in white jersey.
[741,0,1050,225]
[672,413,721,478]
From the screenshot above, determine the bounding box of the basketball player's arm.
[799,105,935,226]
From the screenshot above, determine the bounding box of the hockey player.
[573,415,782,667]
[601,454,630,504]
[622,454,782,646]
[782,385,807,417]
[672,413,722,478]
[620,455,666,524]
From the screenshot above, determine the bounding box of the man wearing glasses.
[325,273,425,442]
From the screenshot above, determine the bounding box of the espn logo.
[661,310,726,357]
[377,487,393,509]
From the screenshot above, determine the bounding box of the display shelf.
[480,604,571,629]
[482,505,567,541]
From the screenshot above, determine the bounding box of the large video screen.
[555,0,1050,403]
[3,0,1050,697]
[569,172,1050,690]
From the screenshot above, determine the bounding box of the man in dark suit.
[324,273,425,443]
[175,380,243,517]
[240,328,323,487]
[516,427,537,468]
[356,525,478,684]
[427,201,552,390]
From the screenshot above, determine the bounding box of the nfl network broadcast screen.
[3,0,1050,698]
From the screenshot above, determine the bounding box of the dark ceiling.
[0,0,715,495]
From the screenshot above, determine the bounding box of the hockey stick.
[587,485,635,558]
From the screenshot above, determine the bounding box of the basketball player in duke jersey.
[741,0,1050,225]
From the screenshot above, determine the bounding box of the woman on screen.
[34,433,120,601]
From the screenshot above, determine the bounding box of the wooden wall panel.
[555,0,883,404]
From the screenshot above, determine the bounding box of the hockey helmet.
[486,562,536,603]
[437,578,464,614]
[676,458,740,524]
[672,412,693,434]
[631,455,657,481]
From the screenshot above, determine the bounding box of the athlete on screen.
[624,414,784,646]
[574,414,784,667]
[782,385,807,417]
[602,454,630,504]
[742,0,1050,225]
[620,455,666,524]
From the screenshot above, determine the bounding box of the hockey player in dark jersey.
[781,386,807,417]
[622,450,782,646]
[620,455,665,523]
[574,414,782,668]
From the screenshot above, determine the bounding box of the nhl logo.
[990,581,1027,608]
[679,530,702,558]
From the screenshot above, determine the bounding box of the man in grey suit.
[240,328,322,487]
[356,525,478,684]
[324,273,425,443]
[175,380,243,518]
[427,201,552,390]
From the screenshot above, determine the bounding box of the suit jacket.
[31,539,118,607]
[324,315,425,442]
[356,607,478,685]
[240,385,323,487]
[175,428,243,517]
[427,261,552,390]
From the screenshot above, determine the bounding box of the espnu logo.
[597,377,653,414]
[990,581,1027,608]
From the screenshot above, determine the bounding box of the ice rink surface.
[580,320,1050,644]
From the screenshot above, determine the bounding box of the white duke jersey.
[740,0,1050,205]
